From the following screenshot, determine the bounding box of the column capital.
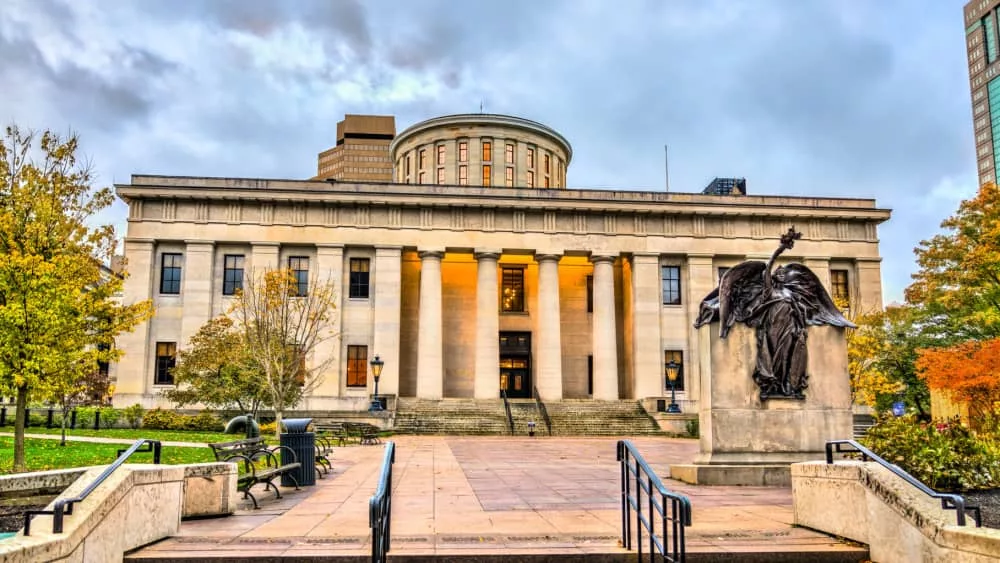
[589,253,617,265]
[418,250,445,260]
[251,241,281,248]
[474,249,502,260]
[686,253,714,266]
[534,253,562,263]
[315,243,345,251]
[855,256,883,263]
[183,240,215,250]
[375,245,402,254]
[803,256,831,263]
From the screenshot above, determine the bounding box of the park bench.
[345,422,382,445]
[207,437,301,509]
[314,434,335,477]
[316,421,381,445]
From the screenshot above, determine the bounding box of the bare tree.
[228,268,337,439]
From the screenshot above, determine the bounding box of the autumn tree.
[916,338,1000,422]
[906,182,1000,340]
[0,126,153,471]
[847,305,930,416]
[229,269,337,439]
[162,316,268,417]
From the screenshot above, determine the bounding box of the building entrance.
[499,332,531,398]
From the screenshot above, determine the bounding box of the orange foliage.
[916,338,1000,419]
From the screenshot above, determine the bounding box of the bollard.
[528,420,536,437]
[94,410,101,430]
[0,407,5,426]
[46,408,54,429]
[70,409,76,429]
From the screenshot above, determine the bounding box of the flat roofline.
[121,174,888,213]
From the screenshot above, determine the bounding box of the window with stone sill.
[347,345,368,387]
[459,165,468,185]
[501,267,525,313]
[160,253,182,295]
[661,265,681,305]
[155,342,176,385]
[349,258,370,298]
[437,144,446,165]
[459,141,468,162]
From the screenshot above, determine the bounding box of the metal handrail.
[23,438,162,535]
[500,389,514,435]
[532,385,552,436]
[617,440,691,562]
[826,439,981,527]
[369,441,396,563]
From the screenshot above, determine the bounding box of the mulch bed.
[0,503,46,533]
[962,489,1000,529]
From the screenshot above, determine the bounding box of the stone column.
[180,241,215,349]
[855,257,883,313]
[591,254,619,400]
[534,253,563,399]
[313,245,344,398]
[685,254,715,403]
[416,250,445,399]
[631,253,663,399]
[250,242,280,275]
[111,239,155,404]
[372,246,402,397]
[474,250,501,399]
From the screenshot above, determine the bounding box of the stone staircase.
[392,397,663,437]
[543,399,663,436]
[853,413,876,439]
[393,398,510,435]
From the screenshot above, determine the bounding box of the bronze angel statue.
[693,228,855,400]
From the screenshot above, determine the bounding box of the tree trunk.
[13,385,28,472]
[60,403,69,446]
[274,410,282,441]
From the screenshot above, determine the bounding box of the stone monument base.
[669,463,792,486]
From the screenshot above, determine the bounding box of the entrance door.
[499,332,531,398]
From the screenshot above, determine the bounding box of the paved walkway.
[0,432,207,448]
[130,436,866,560]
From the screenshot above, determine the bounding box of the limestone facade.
[111,173,889,411]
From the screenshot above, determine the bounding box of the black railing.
[500,390,515,435]
[532,386,552,436]
[23,439,162,535]
[617,440,691,562]
[370,441,396,563]
[826,439,981,527]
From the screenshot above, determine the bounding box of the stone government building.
[110,113,889,414]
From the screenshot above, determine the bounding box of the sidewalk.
[128,436,866,560]
[0,432,207,448]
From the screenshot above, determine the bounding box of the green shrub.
[861,415,1000,491]
[99,408,121,429]
[123,404,144,429]
[28,412,46,428]
[685,417,699,438]
[142,408,223,431]
[75,406,97,429]
[186,411,223,432]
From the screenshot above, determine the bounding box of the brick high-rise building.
[314,114,395,182]
[965,0,1000,185]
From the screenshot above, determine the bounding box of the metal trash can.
[280,418,316,486]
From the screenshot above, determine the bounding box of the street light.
[370,354,385,411]
[665,359,681,414]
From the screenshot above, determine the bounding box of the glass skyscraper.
[966,0,1000,185]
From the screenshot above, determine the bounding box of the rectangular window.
[544,153,550,174]
[527,170,534,188]
[587,355,594,395]
[505,143,514,164]
[586,275,593,313]
[347,345,368,387]
[544,176,550,188]
[459,165,468,185]
[418,149,426,169]
[501,268,525,312]
[405,155,411,177]
[831,269,849,303]
[527,147,535,168]
[436,167,445,184]
[437,144,446,165]
[505,166,514,187]
[349,258,370,298]
[482,164,492,186]
[155,342,176,385]
[458,141,468,162]
[661,265,681,305]
[987,13,998,63]
[222,254,245,296]
[288,256,309,296]
[482,141,492,162]
[718,266,730,283]
[160,253,182,295]
[418,171,425,184]
[664,350,684,391]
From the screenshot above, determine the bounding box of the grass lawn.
[0,437,216,474]
[0,427,234,444]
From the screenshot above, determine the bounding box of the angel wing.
[773,264,856,328]
[717,261,769,338]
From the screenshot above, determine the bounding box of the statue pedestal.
[670,324,852,486]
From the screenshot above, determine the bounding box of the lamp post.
[370,354,385,411]
[665,359,681,413]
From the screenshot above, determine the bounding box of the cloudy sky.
[0,0,976,303]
